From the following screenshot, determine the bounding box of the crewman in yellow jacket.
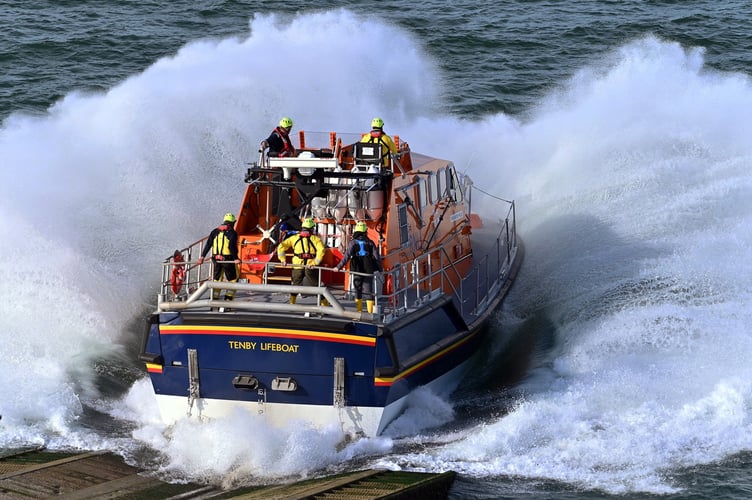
[277,218,328,305]
[360,117,398,167]
[197,212,240,302]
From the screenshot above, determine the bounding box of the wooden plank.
[0,452,455,499]
[0,452,137,498]
[59,473,165,500]
[0,451,106,480]
[232,470,382,499]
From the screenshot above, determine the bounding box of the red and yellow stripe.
[374,330,478,387]
[145,363,163,374]
[159,324,375,347]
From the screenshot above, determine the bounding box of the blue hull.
[142,295,484,413]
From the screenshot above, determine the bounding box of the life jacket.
[293,232,315,260]
[274,126,295,157]
[212,225,233,259]
[364,130,389,161]
[351,235,377,273]
[356,240,369,257]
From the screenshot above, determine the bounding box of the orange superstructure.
[220,132,474,303]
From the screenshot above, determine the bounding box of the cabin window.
[398,204,409,247]
[448,166,462,202]
[416,178,427,210]
[428,173,438,204]
[437,167,447,200]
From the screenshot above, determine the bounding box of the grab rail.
[159,201,516,324]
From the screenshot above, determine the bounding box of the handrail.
[159,201,517,324]
[158,281,362,320]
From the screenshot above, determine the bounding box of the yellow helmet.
[354,221,368,232]
[279,117,293,128]
[301,218,315,229]
[223,213,236,223]
[371,117,384,129]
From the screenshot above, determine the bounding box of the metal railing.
[159,202,516,324]
[375,201,517,321]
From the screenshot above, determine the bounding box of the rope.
[472,185,514,204]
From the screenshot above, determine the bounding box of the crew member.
[360,117,398,167]
[261,117,296,157]
[197,213,241,303]
[277,218,328,305]
[278,221,297,241]
[336,221,383,313]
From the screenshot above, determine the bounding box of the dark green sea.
[3,1,752,498]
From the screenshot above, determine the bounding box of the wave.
[383,35,752,494]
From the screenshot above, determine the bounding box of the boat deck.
[165,278,444,322]
[159,217,517,328]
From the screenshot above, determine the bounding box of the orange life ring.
[383,274,392,295]
[383,273,397,307]
[170,251,185,294]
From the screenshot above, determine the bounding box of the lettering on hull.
[227,340,300,352]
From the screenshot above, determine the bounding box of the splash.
[0,8,453,475]
[380,36,752,494]
[118,379,393,487]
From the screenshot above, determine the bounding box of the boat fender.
[169,250,185,294]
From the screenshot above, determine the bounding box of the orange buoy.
[170,250,185,294]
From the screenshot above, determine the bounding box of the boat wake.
[367,36,752,495]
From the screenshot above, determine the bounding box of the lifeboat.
[140,127,522,438]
